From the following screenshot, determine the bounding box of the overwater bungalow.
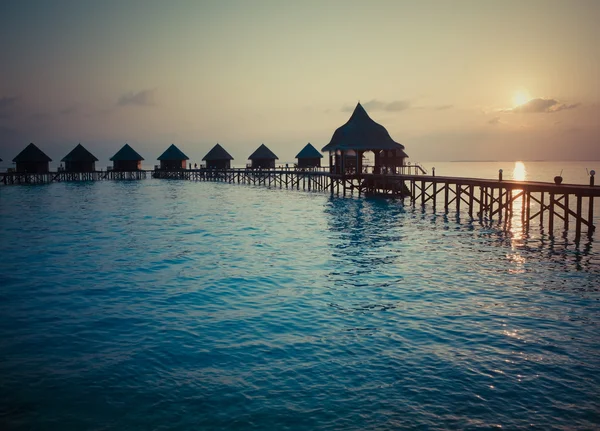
[13,143,52,173]
[61,143,99,172]
[110,144,144,171]
[295,143,323,169]
[157,144,189,170]
[322,102,408,174]
[203,143,233,169]
[248,144,278,169]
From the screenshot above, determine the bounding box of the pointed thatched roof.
[13,143,52,163]
[157,144,189,161]
[295,143,323,159]
[321,103,407,154]
[61,143,99,162]
[202,143,234,161]
[110,144,144,161]
[248,144,278,160]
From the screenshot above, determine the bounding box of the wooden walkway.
[0,170,146,184]
[1,168,596,238]
[153,169,598,238]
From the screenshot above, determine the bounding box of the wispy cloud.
[0,96,18,110]
[342,99,411,112]
[507,98,579,114]
[342,100,453,113]
[0,96,19,119]
[60,105,79,115]
[29,112,52,122]
[488,116,501,125]
[118,89,157,107]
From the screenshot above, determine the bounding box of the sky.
[1,0,599,167]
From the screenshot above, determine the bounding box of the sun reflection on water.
[508,161,528,268]
[513,161,527,181]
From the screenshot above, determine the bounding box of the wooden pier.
[1,167,597,239]
[154,168,598,239]
[0,170,147,185]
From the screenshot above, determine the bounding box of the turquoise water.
[0,179,599,430]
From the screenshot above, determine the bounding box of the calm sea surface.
[0,162,599,430]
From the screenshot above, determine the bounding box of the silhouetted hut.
[157,144,189,170]
[321,102,408,174]
[13,143,52,173]
[61,143,99,172]
[202,143,233,169]
[110,144,144,171]
[248,144,278,169]
[295,143,323,168]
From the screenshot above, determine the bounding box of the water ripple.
[0,181,599,430]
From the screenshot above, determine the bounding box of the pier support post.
[589,196,595,236]
[444,183,449,213]
[540,192,545,226]
[469,185,474,218]
[564,194,569,231]
[575,195,582,240]
[549,193,555,235]
[479,187,484,219]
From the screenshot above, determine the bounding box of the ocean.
[0,161,599,430]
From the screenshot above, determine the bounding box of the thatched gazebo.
[295,143,323,168]
[203,143,233,169]
[61,143,99,172]
[13,143,52,173]
[248,144,278,169]
[157,144,189,170]
[110,144,144,171]
[322,102,408,174]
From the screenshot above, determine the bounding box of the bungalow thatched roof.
[13,143,52,163]
[295,143,323,159]
[321,102,407,155]
[248,144,278,160]
[61,143,99,162]
[202,143,234,161]
[157,144,189,161]
[110,144,144,161]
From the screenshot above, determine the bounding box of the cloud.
[117,89,156,106]
[342,99,411,112]
[0,96,18,110]
[60,105,78,115]
[29,112,52,122]
[341,99,454,113]
[488,116,501,125]
[0,96,19,119]
[508,98,580,114]
[383,100,411,111]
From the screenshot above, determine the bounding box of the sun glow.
[512,90,530,107]
[513,161,526,181]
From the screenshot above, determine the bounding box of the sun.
[513,90,530,107]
